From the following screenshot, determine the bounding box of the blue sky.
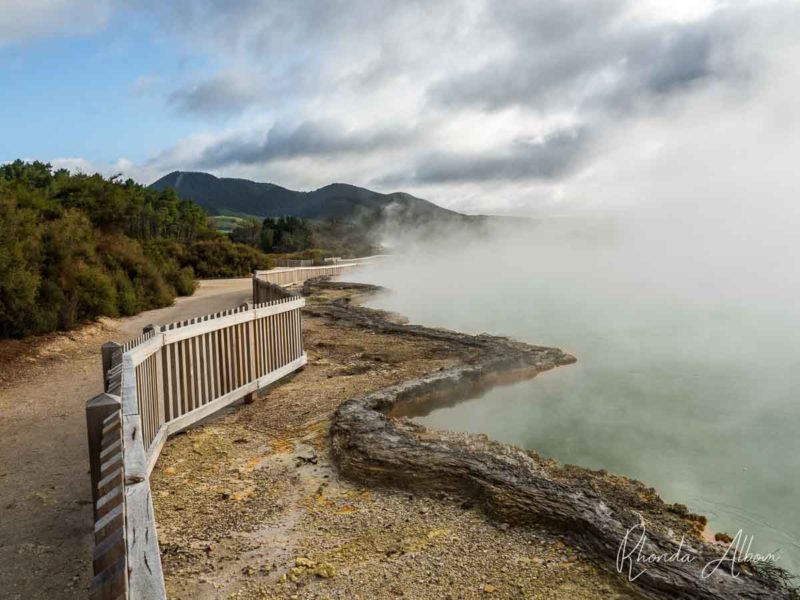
[1,1,799,214]
[0,11,203,166]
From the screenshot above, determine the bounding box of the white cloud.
[0,0,114,45]
[50,156,163,184]
[27,0,800,216]
[49,157,96,173]
[129,74,159,95]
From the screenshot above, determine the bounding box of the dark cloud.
[168,73,260,117]
[430,2,741,113]
[196,120,414,168]
[381,128,589,185]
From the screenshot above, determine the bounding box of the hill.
[149,171,465,224]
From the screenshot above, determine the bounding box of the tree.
[0,192,42,337]
[260,216,314,253]
[230,219,263,247]
[0,160,275,338]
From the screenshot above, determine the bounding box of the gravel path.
[0,279,252,600]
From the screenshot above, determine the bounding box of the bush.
[0,162,202,336]
[75,265,118,321]
[187,239,274,278]
[142,239,196,296]
[171,266,196,296]
[0,161,277,338]
[229,219,262,246]
[111,270,140,316]
[96,234,174,311]
[0,194,42,337]
[287,248,327,265]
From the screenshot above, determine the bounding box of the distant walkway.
[0,279,253,600]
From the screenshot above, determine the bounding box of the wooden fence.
[274,258,314,268]
[86,288,306,599]
[252,277,300,304]
[338,255,389,264]
[253,263,364,286]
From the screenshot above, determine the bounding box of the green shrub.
[96,234,174,310]
[112,269,140,316]
[142,239,196,296]
[187,239,274,278]
[287,248,327,265]
[0,194,42,337]
[75,265,118,320]
[171,266,196,296]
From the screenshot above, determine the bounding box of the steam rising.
[349,25,800,572]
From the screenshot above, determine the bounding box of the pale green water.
[346,222,800,574]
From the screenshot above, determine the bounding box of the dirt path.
[0,279,253,600]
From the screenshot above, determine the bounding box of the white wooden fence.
[86,288,306,599]
[86,258,385,599]
[254,255,387,286]
[274,258,314,268]
[253,262,367,286]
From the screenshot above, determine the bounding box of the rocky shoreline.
[311,280,794,600]
[150,279,795,599]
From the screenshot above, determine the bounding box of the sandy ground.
[0,279,253,600]
[150,285,642,600]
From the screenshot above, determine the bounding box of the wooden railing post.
[241,302,258,404]
[86,393,122,518]
[101,342,121,392]
[90,407,127,600]
[122,412,166,600]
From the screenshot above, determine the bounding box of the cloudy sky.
[1,0,799,215]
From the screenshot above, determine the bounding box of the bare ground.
[149,284,644,600]
[0,279,253,600]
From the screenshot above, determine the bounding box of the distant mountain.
[149,171,465,223]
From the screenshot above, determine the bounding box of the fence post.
[241,301,258,404]
[86,393,121,518]
[101,342,121,392]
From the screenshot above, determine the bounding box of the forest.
[0,161,273,338]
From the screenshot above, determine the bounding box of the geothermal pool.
[347,222,800,574]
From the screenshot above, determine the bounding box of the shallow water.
[346,224,800,574]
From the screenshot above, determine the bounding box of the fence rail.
[87,283,306,599]
[338,254,389,264]
[254,263,362,286]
